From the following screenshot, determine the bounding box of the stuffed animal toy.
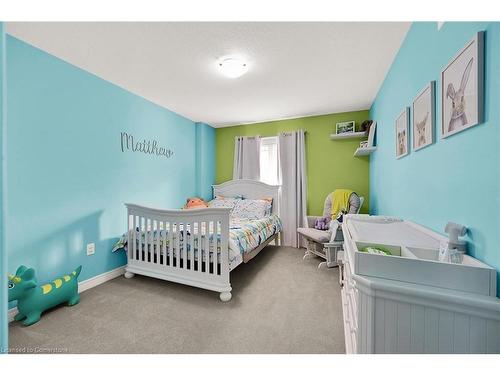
[184,197,208,209]
[314,216,331,230]
[8,265,82,326]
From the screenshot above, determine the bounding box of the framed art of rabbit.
[441,31,484,138]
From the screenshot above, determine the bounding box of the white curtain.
[278,130,307,247]
[233,136,261,180]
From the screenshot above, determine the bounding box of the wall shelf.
[354,146,376,157]
[330,131,368,140]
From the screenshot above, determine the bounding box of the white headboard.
[213,179,280,215]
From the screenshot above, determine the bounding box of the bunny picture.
[441,31,483,138]
[446,57,473,132]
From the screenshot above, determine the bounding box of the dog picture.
[395,108,409,159]
[397,129,406,155]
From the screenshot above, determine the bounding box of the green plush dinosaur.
[8,265,82,326]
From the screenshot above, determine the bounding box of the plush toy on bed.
[184,197,208,209]
[8,265,82,326]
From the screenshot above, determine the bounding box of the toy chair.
[297,192,364,268]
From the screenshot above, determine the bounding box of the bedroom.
[1,0,500,370]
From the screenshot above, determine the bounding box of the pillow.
[208,197,240,210]
[231,199,269,220]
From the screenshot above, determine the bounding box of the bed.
[115,180,281,302]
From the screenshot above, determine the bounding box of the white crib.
[123,180,280,302]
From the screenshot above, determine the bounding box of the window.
[259,136,279,185]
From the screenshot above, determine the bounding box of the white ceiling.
[6,22,410,127]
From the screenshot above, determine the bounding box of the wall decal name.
[120,132,174,159]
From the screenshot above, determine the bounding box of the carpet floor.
[8,246,345,354]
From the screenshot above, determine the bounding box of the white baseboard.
[8,265,125,323]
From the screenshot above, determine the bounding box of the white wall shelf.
[330,131,367,140]
[354,146,376,157]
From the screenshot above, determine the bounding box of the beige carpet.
[8,246,345,354]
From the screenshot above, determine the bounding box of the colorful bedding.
[229,214,282,253]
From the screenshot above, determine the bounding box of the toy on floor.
[8,265,82,326]
[184,197,208,209]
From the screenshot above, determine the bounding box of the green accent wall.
[215,110,370,216]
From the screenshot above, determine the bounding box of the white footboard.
[124,203,232,302]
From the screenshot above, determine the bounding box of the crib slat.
[151,220,155,262]
[197,221,202,273]
[156,220,161,264]
[185,221,193,270]
[175,222,180,268]
[205,221,210,274]
[185,221,190,270]
[127,214,130,259]
[127,214,131,260]
[182,222,187,269]
[146,218,151,262]
[168,222,173,267]
[150,219,155,263]
[150,219,154,263]
[153,220,160,264]
[214,221,219,275]
[133,215,137,261]
[162,221,167,266]
[151,220,155,263]
[189,221,194,270]
[138,216,143,261]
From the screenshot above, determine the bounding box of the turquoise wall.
[370,22,500,295]
[0,22,7,352]
[5,36,214,299]
[195,123,215,201]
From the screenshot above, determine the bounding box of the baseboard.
[8,265,125,323]
[77,265,126,294]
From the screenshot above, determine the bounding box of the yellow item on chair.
[330,189,354,219]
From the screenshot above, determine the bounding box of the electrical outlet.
[86,243,95,256]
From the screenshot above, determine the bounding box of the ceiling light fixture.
[217,57,248,79]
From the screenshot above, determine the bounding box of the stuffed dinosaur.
[8,265,82,326]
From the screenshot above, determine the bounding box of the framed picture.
[335,121,355,135]
[441,31,484,138]
[412,81,435,151]
[395,108,409,159]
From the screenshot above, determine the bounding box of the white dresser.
[339,215,500,354]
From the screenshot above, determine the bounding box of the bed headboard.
[213,179,280,215]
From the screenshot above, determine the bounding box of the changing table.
[339,214,500,354]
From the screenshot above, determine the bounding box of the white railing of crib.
[124,204,232,301]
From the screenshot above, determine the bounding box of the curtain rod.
[235,131,307,139]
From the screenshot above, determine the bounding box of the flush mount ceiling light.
[217,57,248,78]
